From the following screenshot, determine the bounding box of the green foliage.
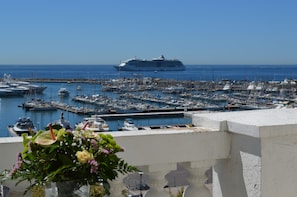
[0,129,136,194]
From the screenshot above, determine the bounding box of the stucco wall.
[0,127,230,194]
[193,109,297,197]
[261,135,297,197]
[213,134,261,197]
[0,137,26,192]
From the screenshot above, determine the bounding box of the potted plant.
[1,126,136,196]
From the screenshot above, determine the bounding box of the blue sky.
[0,0,296,65]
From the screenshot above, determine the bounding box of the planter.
[45,181,89,197]
[90,183,105,197]
[31,185,45,197]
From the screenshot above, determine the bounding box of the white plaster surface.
[261,135,297,197]
[200,109,297,197]
[240,151,261,197]
[0,127,229,195]
[192,108,297,138]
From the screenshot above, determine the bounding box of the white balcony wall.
[194,109,297,197]
[2,108,297,197]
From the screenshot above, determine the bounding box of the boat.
[22,98,56,111]
[58,88,70,97]
[76,85,82,91]
[0,74,46,97]
[114,55,185,71]
[46,113,72,130]
[8,117,37,137]
[223,83,231,91]
[121,118,139,131]
[76,115,109,132]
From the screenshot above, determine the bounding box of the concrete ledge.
[192,109,297,138]
[115,128,230,166]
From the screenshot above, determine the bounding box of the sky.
[0,0,296,65]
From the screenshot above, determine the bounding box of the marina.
[1,64,297,137]
[18,77,297,114]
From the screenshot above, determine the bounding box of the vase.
[45,181,89,197]
[90,183,105,197]
[31,185,45,197]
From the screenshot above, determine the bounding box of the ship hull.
[114,56,185,71]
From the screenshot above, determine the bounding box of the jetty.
[50,101,95,115]
[92,111,185,120]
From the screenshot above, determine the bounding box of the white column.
[143,163,176,197]
[109,174,127,197]
[182,160,215,197]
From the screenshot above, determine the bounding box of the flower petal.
[34,131,57,146]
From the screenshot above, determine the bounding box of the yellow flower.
[76,150,93,164]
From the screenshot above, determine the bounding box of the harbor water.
[1,64,297,137]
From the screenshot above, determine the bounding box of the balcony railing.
[1,108,297,197]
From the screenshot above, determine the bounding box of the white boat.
[223,83,231,91]
[76,85,82,91]
[0,89,14,96]
[76,115,109,132]
[22,98,56,111]
[121,118,139,131]
[47,113,72,130]
[114,55,185,71]
[58,88,70,97]
[8,117,37,137]
[0,74,46,97]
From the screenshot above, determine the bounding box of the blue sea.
[1,64,297,137]
[2,64,297,81]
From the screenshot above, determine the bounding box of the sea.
[1,64,297,137]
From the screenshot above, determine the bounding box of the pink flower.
[120,146,126,152]
[100,149,110,154]
[88,159,99,174]
[10,153,22,176]
[91,139,98,150]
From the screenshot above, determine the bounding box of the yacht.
[8,117,37,137]
[76,115,109,132]
[121,118,139,131]
[58,88,70,97]
[46,113,72,130]
[22,98,56,111]
[114,55,185,71]
[0,74,46,97]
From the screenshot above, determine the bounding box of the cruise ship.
[114,55,185,71]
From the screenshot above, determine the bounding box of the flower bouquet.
[0,125,136,196]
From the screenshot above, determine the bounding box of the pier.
[50,101,95,115]
[93,111,185,119]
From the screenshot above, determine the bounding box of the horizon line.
[0,63,297,66]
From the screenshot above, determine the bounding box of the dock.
[50,101,95,115]
[93,111,185,120]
